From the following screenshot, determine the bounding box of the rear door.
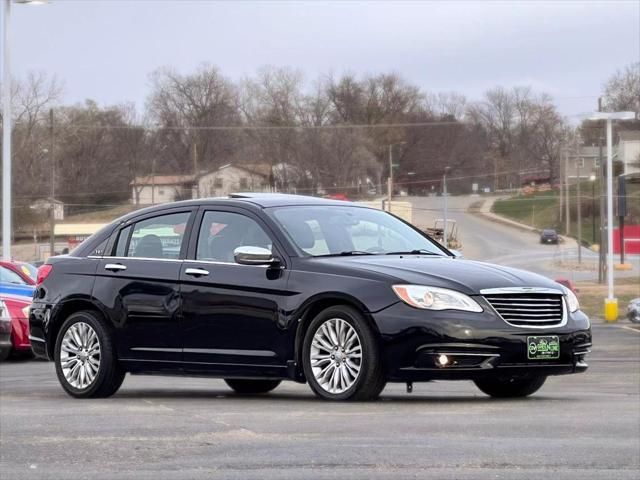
[94,208,195,366]
[180,207,291,375]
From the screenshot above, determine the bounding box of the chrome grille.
[482,289,566,328]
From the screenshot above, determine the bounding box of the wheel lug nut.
[331,355,335,359]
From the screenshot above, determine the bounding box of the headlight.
[563,287,580,313]
[392,285,483,312]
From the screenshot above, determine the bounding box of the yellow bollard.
[604,298,618,322]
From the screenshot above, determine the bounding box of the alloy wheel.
[60,322,101,390]
[310,318,362,394]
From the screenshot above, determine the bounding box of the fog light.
[437,354,450,366]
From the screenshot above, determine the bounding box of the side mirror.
[234,246,279,266]
[449,249,463,259]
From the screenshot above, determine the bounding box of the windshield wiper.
[385,249,442,256]
[317,250,374,257]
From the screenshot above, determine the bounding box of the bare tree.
[603,62,640,113]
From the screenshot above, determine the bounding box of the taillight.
[36,264,53,286]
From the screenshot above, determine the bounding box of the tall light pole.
[2,0,50,260]
[587,111,636,320]
[589,173,596,245]
[387,142,405,212]
[442,166,450,248]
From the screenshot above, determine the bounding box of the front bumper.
[372,300,591,382]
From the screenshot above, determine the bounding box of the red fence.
[613,225,640,255]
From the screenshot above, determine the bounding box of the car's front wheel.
[54,311,125,398]
[474,375,546,398]
[224,379,281,394]
[302,305,386,401]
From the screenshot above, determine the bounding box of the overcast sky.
[7,0,640,118]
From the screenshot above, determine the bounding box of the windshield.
[271,206,447,257]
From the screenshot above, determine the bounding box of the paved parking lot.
[1,321,638,480]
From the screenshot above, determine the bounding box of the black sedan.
[540,229,559,244]
[29,194,591,401]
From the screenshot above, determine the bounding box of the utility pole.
[558,150,563,224]
[151,157,156,205]
[49,108,55,258]
[443,167,450,248]
[577,158,582,263]
[193,142,199,198]
[590,174,596,245]
[564,147,570,236]
[387,144,393,212]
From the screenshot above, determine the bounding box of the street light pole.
[443,167,450,248]
[387,144,393,212]
[590,174,596,245]
[2,0,49,260]
[605,118,614,302]
[2,0,12,260]
[586,110,636,320]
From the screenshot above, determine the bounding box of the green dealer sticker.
[527,336,560,360]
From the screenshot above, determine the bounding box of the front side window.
[271,206,446,257]
[123,212,190,260]
[196,211,272,263]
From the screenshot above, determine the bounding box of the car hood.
[312,255,562,295]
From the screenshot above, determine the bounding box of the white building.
[131,175,196,205]
[197,164,271,198]
[618,131,640,177]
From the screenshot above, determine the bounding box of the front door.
[94,209,194,365]
[180,208,290,376]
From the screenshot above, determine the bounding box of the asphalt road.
[1,320,638,480]
[407,195,640,282]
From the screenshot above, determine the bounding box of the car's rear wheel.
[54,311,125,398]
[302,305,386,401]
[474,375,546,398]
[0,339,12,362]
[224,379,281,394]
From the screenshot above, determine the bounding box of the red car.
[0,294,32,361]
[0,260,37,285]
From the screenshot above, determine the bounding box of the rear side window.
[121,212,190,260]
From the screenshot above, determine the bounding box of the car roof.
[120,193,365,220]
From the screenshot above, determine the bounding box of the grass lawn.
[575,277,640,320]
[493,181,639,246]
[63,204,141,223]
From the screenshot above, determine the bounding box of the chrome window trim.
[90,255,276,269]
[188,259,272,269]
[482,287,568,329]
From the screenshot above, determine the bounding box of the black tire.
[224,379,281,394]
[0,340,12,362]
[474,375,546,398]
[54,310,126,398]
[302,305,386,401]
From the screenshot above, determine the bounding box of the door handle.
[185,267,210,277]
[105,263,127,272]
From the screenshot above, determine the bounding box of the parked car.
[30,194,591,401]
[0,294,32,361]
[628,298,640,324]
[0,265,36,298]
[540,229,559,244]
[0,260,37,285]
